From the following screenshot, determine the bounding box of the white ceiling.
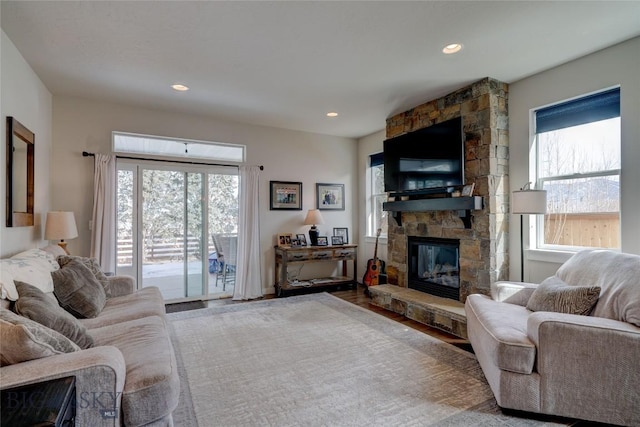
[2,1,640,139]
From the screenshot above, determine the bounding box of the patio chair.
[212,233,238,291]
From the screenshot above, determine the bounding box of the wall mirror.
[6,117,35,227]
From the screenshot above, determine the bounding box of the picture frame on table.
[333,227,349,244]
[316,236,329,246]
[331,236,344,245]
[270,181,302,210]
[291,238,303,247]
[317,183,345,210]
[277,233,293,247]
[461,183,475,197]
[296,234,308,246]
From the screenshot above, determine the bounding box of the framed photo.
[296,234,308,246]
[316,236,329,246]
[331,236,344,245]
[317,183,345,210]
[461,183,475,197]
[333,227,349,244]
[291,238,303,247]
[270,181,302,210]
[277,233,293,247]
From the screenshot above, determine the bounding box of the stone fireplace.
[384,78,510,302]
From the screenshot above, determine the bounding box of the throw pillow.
[0,257,54,294]
[0,265,19,301]
[526,276,601,315]
[11,248,60,272]
[52,260,106,319]
[40,244,67,259]
[14,281,94,349]
[0,308,80,367]
[57,255,112,298]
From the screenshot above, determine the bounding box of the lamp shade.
[45,211,78,240]
[512,190,547,214]
[304,209,324,226]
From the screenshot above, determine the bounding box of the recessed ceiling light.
[442,43,463,54]
[326,112,339,117]
[172,84,189,91]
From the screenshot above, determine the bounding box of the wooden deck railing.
[117,236,216,266]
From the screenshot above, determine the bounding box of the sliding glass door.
[116,160,238,301]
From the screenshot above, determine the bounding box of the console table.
[274,244,358,296]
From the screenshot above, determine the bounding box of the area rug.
[167,293,569,426]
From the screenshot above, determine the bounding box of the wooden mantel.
[383,196,483,228]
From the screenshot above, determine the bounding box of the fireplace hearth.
[408,237,460,300]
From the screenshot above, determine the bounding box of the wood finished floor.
[165,285,607,427]
[166,285,471,350]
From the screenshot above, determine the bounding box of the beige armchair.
[465,249,640,426]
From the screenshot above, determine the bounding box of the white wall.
[509,36,640,282]
[356,129,387,275]
[52,96,358,293]
[0,30,53,257]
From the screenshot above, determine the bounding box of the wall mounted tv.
[384,117,464,196]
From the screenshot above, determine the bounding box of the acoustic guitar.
[363,228,384,288]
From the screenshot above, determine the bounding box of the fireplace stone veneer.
[385,78,510,302]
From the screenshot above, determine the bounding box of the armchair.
[465,249,640,426]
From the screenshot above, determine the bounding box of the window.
[534,87,620,250]
[113,132,245,162]
[368,152,387,237]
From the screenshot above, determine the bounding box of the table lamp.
[512,183,547,282]
[45,211,78,254]
[304,209,324,246]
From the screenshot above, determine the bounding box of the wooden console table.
[274,244,358,296]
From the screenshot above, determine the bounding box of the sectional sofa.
[0,246,179,426]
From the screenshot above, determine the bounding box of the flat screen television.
[384,117,464,196]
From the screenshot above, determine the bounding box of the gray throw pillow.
[14,281,94,349]
[0,308,80,366]
[52,259,106,319]
[526,276,601,315]
[58,255,112,298]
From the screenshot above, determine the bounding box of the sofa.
[465,249,640,426]
[0,246,179,426]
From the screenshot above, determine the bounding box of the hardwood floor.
[330,286,473,351]
[165,284,472,351]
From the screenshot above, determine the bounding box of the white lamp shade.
[45,211,78,240]
[304,209,325,225]
[512,190,547,214]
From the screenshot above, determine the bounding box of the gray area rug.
[167,293,569,426]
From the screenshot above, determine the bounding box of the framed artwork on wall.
[270,181,302,210]
[316,183,345,210]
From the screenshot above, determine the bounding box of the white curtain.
[233,165,263,300]
[90,154,117,272]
